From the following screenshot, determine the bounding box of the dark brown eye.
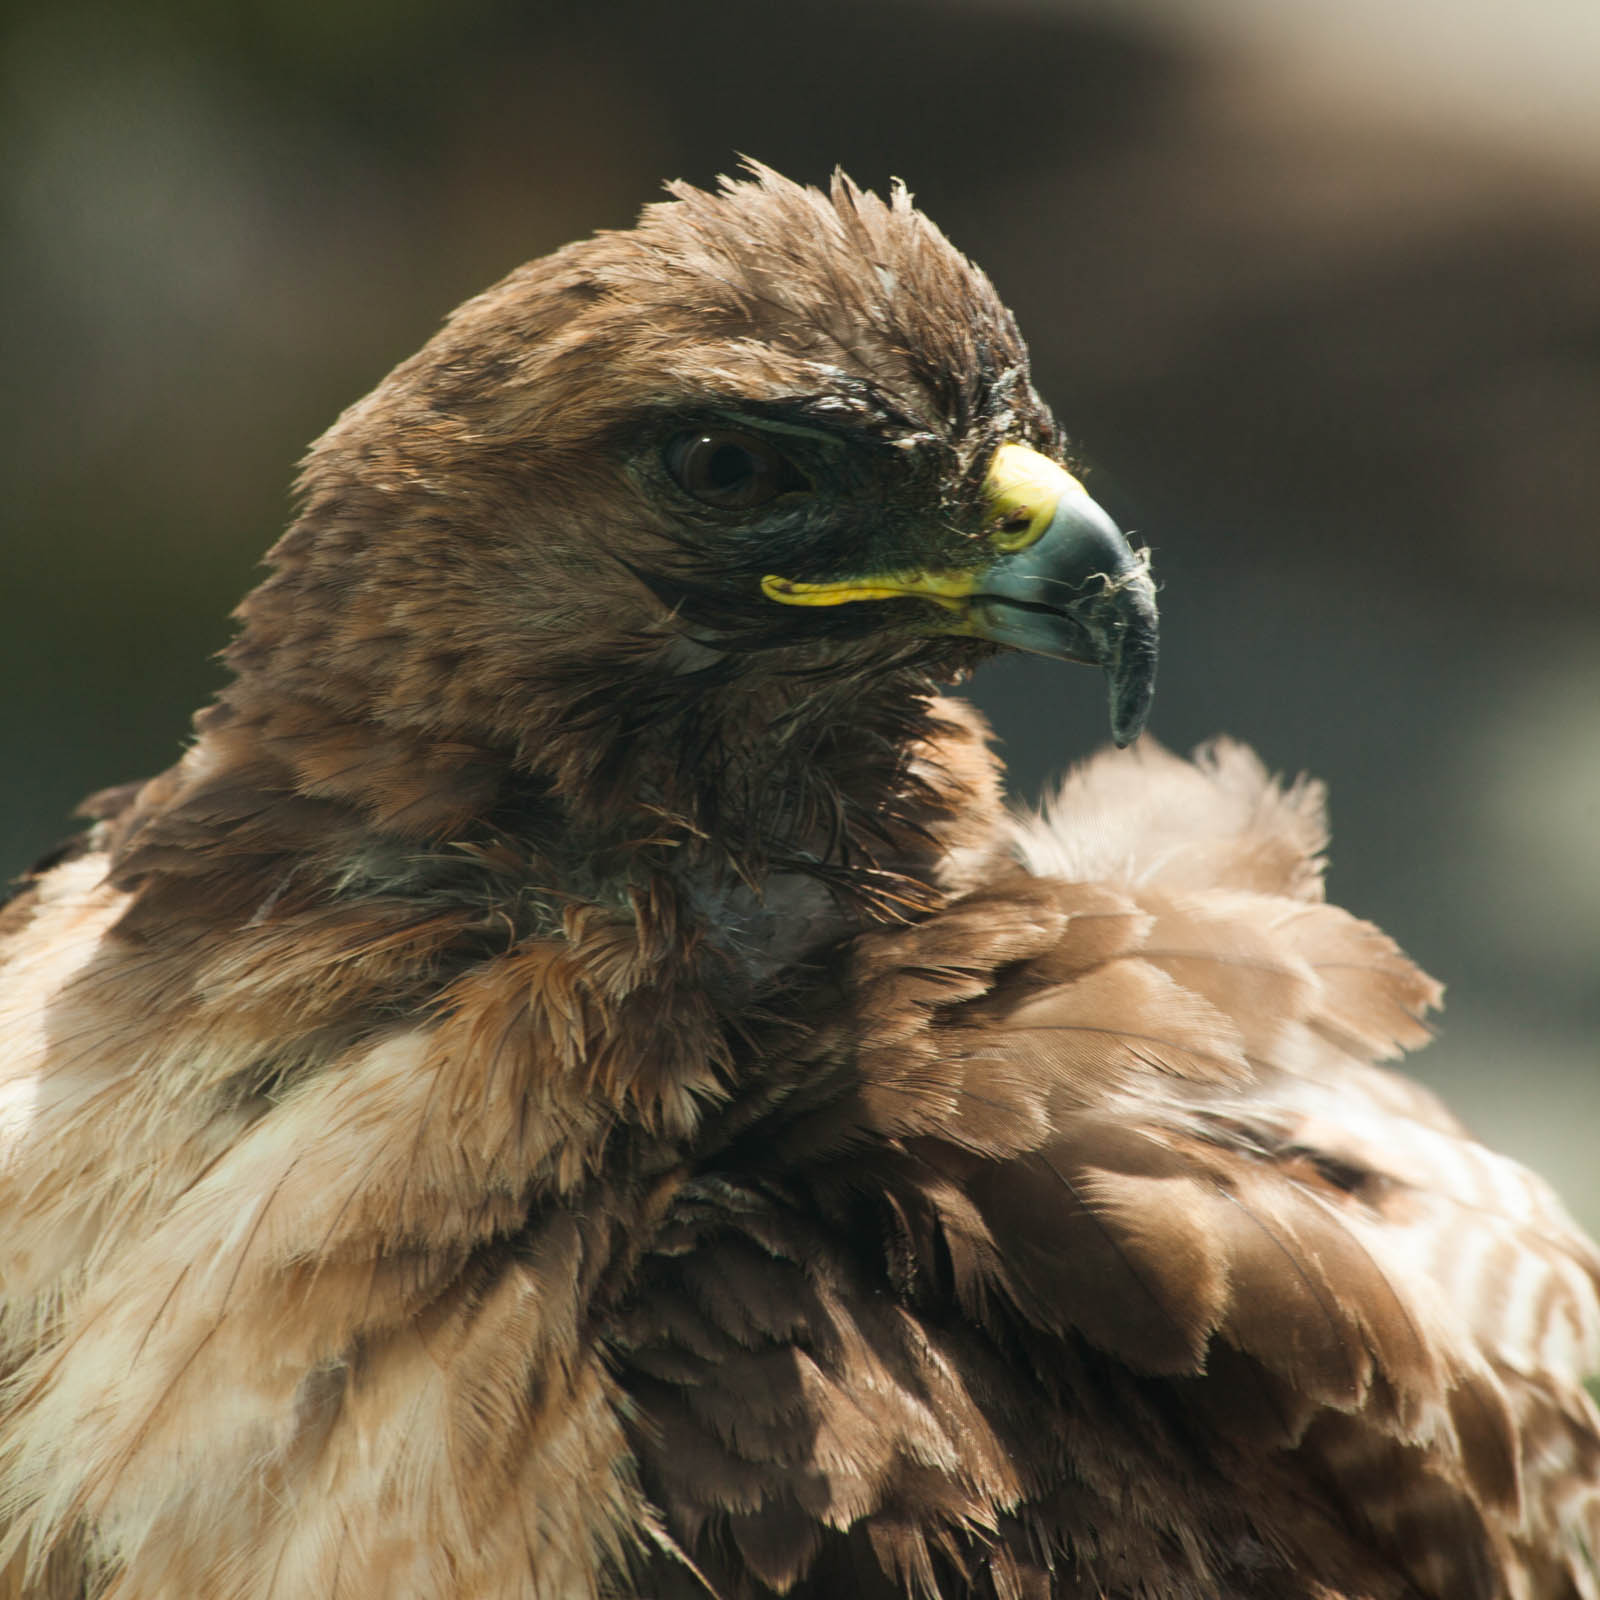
[665,431,807,509]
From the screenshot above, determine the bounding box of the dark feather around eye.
[664,431,809,509]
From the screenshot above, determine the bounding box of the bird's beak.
[760,443,1159,746]
[963,444,1159,747]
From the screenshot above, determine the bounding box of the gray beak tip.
[1107,588,1159,747]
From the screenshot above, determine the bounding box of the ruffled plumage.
[1,168,1595,1599]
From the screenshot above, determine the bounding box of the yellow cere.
[983,443,1084,553]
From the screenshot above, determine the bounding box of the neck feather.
[98,654,1009,1019]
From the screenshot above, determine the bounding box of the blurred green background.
[4,0,1596,1222]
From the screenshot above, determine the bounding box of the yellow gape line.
[759,571,976,612]
[761,442,1083,608]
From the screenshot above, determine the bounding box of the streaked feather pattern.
[5,720,1598,1598]
[2,168,1596,1598]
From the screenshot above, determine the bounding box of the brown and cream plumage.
[1,166,1596,1599]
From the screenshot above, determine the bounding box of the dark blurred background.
[4,0,1596,1220]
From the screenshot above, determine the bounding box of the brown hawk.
[0,166,1596,1599]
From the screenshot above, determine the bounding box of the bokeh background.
[4,0,1596,1221]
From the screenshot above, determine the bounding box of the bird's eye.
[664,431,807,509]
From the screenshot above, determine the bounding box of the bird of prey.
[1,166,1596,1600]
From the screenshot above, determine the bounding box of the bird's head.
[221,166,1156,843]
